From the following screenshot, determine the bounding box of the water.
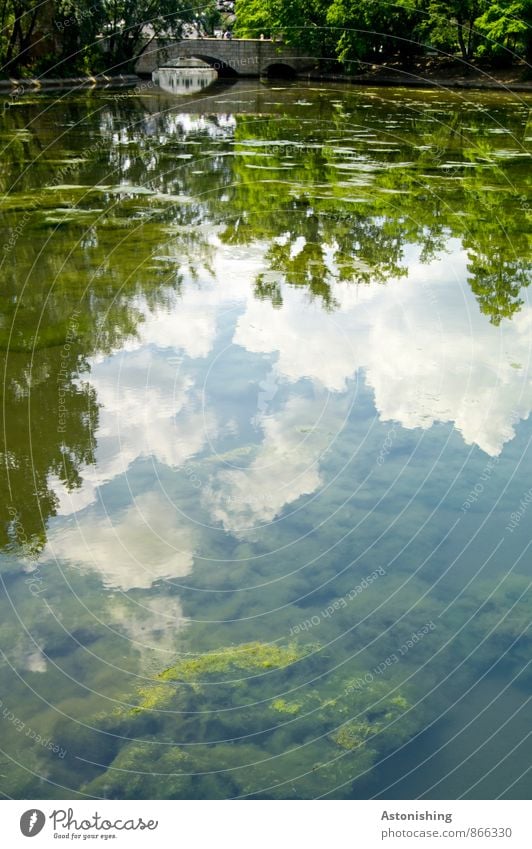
[155,66,219,96]
[0,79,530,800]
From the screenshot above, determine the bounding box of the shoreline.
[302,71,532,92]
[0,70,530,95]
[0,74,139,94]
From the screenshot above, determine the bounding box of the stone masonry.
[135,38,317,77]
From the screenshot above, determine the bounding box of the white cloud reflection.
[49,237,531,559]
[233,242,532,456]
[47,492,195,590]
[204,393,333,534]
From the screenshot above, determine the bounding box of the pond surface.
[0,79,531,799]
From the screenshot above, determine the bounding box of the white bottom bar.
[2,799,529,848]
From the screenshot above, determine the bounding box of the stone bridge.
[135,38,316,78]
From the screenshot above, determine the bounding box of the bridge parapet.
[135,38,316,77]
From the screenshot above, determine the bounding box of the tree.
[327,0,422,65]
[96,0,216,70]
[234,0,273,38]
[0,0,220,75]
[235,0,334,59]
[0,0,51,74]
[412,0,487,61]
[475,0,532,62]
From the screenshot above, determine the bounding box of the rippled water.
[0,79,531,799]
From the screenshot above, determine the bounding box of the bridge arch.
[185,54,239,77]
[261,62,297,79]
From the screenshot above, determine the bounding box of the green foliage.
[94,0,206,69]
[1,0,531,74]
[234,0,335,59]
[0,0,47,75]
[0,0,220,75]
[476,0,532,60]
[2,0,532,77]
[234,0,275,38]
[234,0,532,65]
[327,0,422,64]
[407,0,487,60]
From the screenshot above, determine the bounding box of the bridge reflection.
[155,65,219,94]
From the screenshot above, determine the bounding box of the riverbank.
[303,57,531,92]
[0,74,139,94]
[1,59,530,95]
[304,71,531,92]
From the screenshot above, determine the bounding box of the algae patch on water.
[331,720,375,750]
[159,641,304,682]
[89,653,419,799]
[271,698,302,715]
[130,641,307,715]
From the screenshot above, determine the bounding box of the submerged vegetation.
[82,641,422,798]
[2,566,530,797]
[65,575,531,798]
[158,641,305,681]
[131,642,308,713]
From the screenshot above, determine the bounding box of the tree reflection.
[1,347,97,556]
[0,98,198,555]
[212,105,530,315]
[0,85,530,553]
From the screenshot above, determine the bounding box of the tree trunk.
[456,21,468,61]
[4,2,44,72]
[132,33,156,64]
[4,15,23,70]
[19,6,40,56]
[466,19,475,60]
[525,32,532,65]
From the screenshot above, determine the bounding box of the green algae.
[331,720,376,750]
[85,669,419,799]
[86,743,190,799]
[271,698,302,715]
[158,642,304,683]
[130,683,177,715]
[129,642,307,715]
